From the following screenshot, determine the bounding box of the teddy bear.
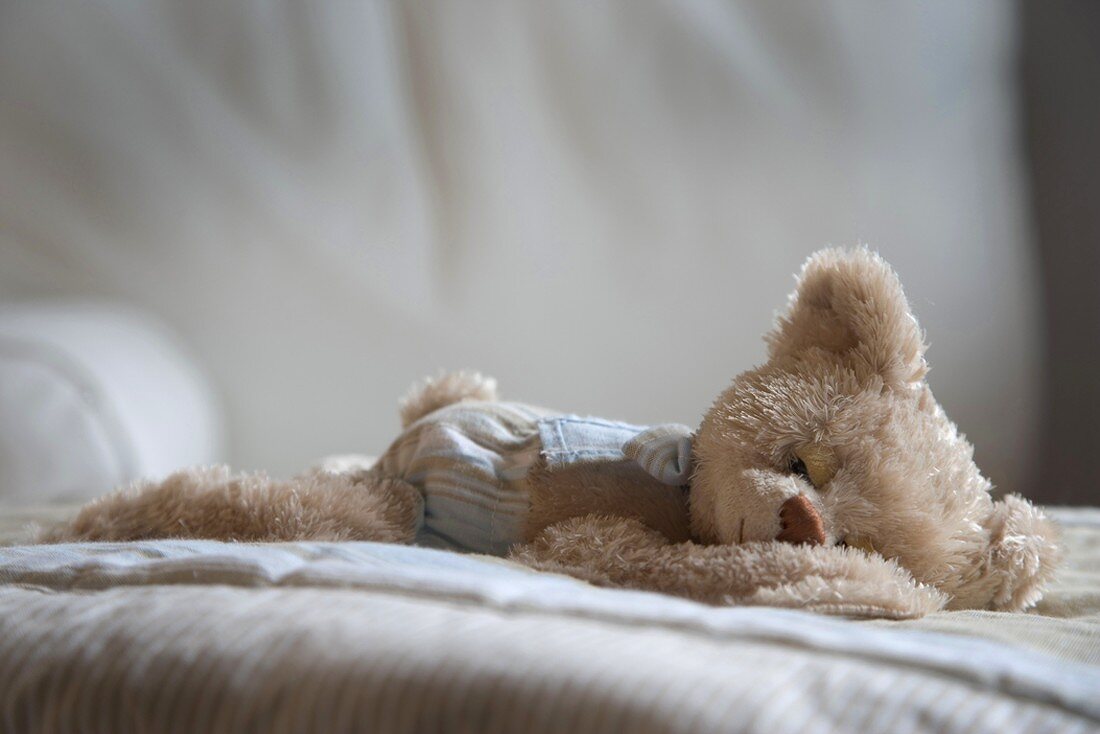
[42,248,1061,619]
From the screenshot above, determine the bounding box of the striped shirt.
[371,401,693,555]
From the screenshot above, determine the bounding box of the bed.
[1,505,1097,733]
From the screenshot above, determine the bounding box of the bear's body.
[42,248,1062,619]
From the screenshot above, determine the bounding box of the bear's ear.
[766,247,928,388]
[977,495,1062,611]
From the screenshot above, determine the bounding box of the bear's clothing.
[370,400,692,555]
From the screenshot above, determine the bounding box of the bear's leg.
[37,466,423,544]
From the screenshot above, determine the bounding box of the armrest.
[0,302,223,504]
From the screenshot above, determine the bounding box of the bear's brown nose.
[777,494,826,545]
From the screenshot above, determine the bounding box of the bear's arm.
[510,513,945,619]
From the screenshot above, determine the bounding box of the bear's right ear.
[766,247,928,389]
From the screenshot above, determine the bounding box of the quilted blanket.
[1,507,1098,733]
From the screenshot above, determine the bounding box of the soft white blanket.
[1,507,1098,733]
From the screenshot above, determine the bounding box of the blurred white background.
[0,2,1043,500]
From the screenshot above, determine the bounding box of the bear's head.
[690,248,1060,611]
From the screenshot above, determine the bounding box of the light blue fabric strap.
[539,416,650,470]
[622,424,694,485]
[538,416,694,486]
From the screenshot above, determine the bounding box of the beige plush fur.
[40,248,1061,618]
[510,515,946,619]
[40,465,422,545]
[686,248,1061,611]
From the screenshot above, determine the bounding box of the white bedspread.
[1,508,1098,733]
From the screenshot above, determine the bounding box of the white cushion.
[0,303,223,503]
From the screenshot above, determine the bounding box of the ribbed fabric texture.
[373,401,547,554]
[2,584,1093,734]
[1,514,1099,734]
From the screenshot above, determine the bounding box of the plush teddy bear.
[43,248,1061,619]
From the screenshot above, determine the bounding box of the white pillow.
[0,304,223,504]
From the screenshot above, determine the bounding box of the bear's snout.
[777,494,826,545]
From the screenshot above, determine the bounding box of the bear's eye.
[788,456,811,482]
[792,444,839,489]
